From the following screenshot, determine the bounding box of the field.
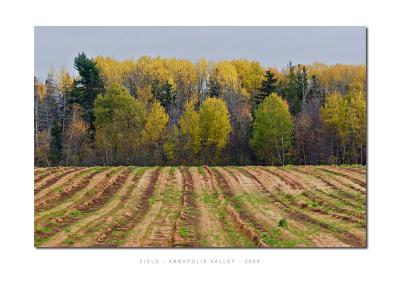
[34,165,366,248]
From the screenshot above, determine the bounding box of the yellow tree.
[320,92,349,163]
[96,56,136,88]
[142,100,169,165]
[347,88,366,164]
[179,100,201,163]
[199,97,232,164]
[58,67,74,137]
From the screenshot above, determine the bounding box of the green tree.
[71,52,104,136]
[49,123,62,165]
[152,79,175,112]
[251,93,292,165]
[251,70,277,114]
[94,84,146,165]
[198,97,232,164]
[282,62,305,114]
[308,74,321,102]
[208,74,221,98]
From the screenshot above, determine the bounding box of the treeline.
[34,53,366,166]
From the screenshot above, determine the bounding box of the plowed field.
[34,165,366,248]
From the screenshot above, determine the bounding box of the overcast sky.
[34,26,366,80]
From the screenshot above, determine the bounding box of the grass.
[278,218,288,229]
[148,196,157,206]
[64,238,74,245]
[179,226,188,238]
[197,166,206,177]
[310,201,319,208]
[36,226,53,234]
[70,209,81,217]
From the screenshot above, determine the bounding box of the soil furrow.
[34,167,60,184]
[95,168,161,247]
[201,167,253,247]
[42,168,137,247]
[35,168,125,246]
[264,168,365,223]
[34,168,79,193]
[173,167,201,247]
[317,166,367,188]
[226,167,305,247]
[293,166,366,197]
[287,167,365,209]
[141,168,181,247]
[34,168,92,205]
[239,167,365,247]
[206,166,268,248]
[35,168,104,212]
[68,168,148,247]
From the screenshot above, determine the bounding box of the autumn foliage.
[34,53,366,166]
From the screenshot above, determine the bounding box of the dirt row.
[34,165,366,248]
[238,167,365,247]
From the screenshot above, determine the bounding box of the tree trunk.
[274,137,282,166]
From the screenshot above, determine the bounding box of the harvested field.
[34,165,366,248]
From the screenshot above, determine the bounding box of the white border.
[1,0,400,284]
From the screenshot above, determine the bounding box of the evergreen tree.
[296,65,308,108]
[207,75,221,98]
[151,80,175,111]
[283,62,305,114]
[308,74,321,102]
[70,52,104,135]
[49,123,62,165]
[251,70,277,114]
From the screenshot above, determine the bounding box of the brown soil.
[173,167,201,247]
[227,167,298,243]
[240,167,365,247]
[208,167,268,247]
[287,168,363,209]
[34,168,78,193]
[34,168,90,203]
[317,166,367,188]
[190,167,218,247]
[35,169,103,212]
[43,170,137,247]
[96,168,161,247]
[297,166,366,196]
[34,167,59,184]
[140,168,183,247]
[265,167,305,191]
[36,169,128,246]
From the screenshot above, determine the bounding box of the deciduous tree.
[251,93,292,165]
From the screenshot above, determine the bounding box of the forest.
[34,53,366,167]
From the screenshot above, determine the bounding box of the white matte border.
[1,0,399,284]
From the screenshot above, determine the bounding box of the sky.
[34,26,366,80]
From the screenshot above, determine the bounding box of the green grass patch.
[197,166,206,177]
[64,238,74,245]
[36,226,53,234]
[70,209,81,218]
[148,196,157,206]
[179,226,188,238]
[278,218,288,229]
